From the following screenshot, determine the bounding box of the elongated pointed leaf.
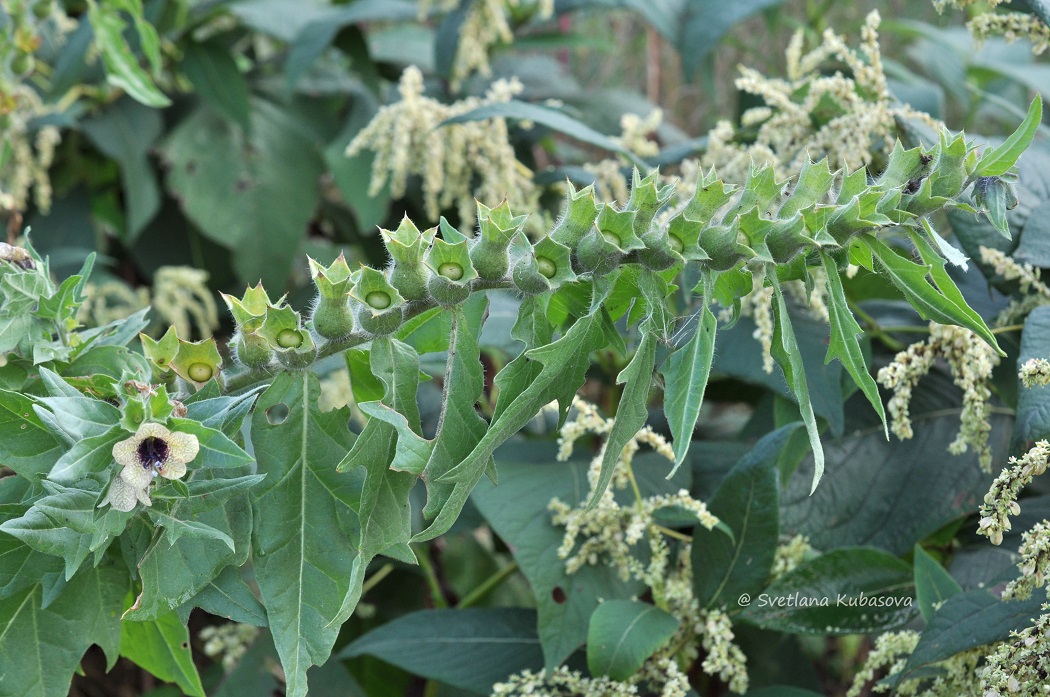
[121,610,204,697]
[769,279,824,493]
[661,301,717,470]
[250,372,360,697]
[976,95,1042,176]
[819,253,887,437]
[588,328,657,509]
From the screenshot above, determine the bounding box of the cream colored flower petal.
[102,477,138,513]
[134,485,152,508]
[119,461,153,489]
[112,435,140,469]
[166,431,200,465]
[157,457,186,480]
[136,421,172,440]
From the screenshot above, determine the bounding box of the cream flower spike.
[103,422,200,512]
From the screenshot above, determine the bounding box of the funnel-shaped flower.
[103,422,200,512]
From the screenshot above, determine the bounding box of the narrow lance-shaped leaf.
[769,277,824,493]
[976,95,1042,176]
[913,544,962,623]
[661,280,717,472]
[906,228,1001,354]
[587,326,658,509]
[436,311,608,515]
[819,252,887,438]
[861,236,1002,355]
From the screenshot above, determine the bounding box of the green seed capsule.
[536,256,557,279]
[668,235,684,254]
[32,0,51,18]
[438,262,464,281]
[601,231,621,247]
[276,329,304,349]
[366,291,391,310]
[187,363,213,383]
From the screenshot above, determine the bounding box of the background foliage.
[2,0,1050,696]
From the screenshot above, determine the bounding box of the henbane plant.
[0,94,1040,697]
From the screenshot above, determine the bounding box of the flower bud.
[425,236,478,307]
[351,266,406,336]
[257,305,316,370]
[470,200,528,280]
[625,168,675,238]
[550,181,601,248]
[382,217,436,301]
[308,254,356,339]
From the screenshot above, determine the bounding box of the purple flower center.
[137,436,169,469]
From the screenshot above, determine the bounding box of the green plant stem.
[849,302,907,351]
[992,324,1025,334]
[222,279,516,394]
[623,459,644,505]
[653,525,692,543]
[414,544,448,609]
[360,563,394,596]
[455,561,520,609]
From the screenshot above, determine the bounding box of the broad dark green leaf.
[250,372,360,697]
[895,589,1045,683]
[676,0,787,77]
[913,545,962,622]
[160,100,324,288]
[661,301,717,470]
[819,252,886,436]
[588,328,657,508]
[769,279,824,493]
[182,40,252,132]
[976,95,1042,176]
[1015,306,1050,449]
[782,383,1008,556]
[80,98,162,239]
[693,426,791,609]
[0,558,128,697]
[0,389,65,479]
[472,452,643,670]
[121,610,204,697]
[741,548,916,634]
[587,600,679,681]
[341,608,543,694]
[184,386,265,439]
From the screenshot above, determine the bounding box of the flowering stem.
[360,563,395,596]
[653,525,692,543]
[455,561,520,609]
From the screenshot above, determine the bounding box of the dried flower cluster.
[877,322,1000,471]
[978,441,1050,546]
[980,246,1050,325]
[936,0,1050,56]
[346,66,536,225]
[981,604,1050,696]
[771,534,813,579]
[848,629,987,696]
[699,11,938,183]
[546,397,750,693]
[1020,358,1050,389]
[585,109,663,204]
[492,657,689,697]
[199,622,260,672]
